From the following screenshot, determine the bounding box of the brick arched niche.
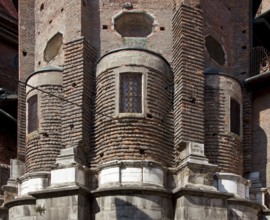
[204,71,243,175]
[113,11,157,38]
[205,35,226,66]
[94,48,174,169]
[25,66,63,173]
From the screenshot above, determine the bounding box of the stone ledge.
[29,183,90,199]
[92,185,172,198]
[227,197,263,211]
[4,196,35,209]
[173,187,234,199]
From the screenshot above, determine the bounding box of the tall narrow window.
[27,95,38,133]
[230,98,240,135]
[119,73,142,113]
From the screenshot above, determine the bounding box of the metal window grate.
[251,46,270,76]
[119,73,142,113]
[27,94,38,133]
[230,98,240,136]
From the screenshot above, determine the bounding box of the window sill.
[114,112,146,119]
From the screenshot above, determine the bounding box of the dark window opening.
[114,12,154,37]
[230,98,240,135]
[205,35,226,65]
[27,95,38,133]
[119,73,142,113]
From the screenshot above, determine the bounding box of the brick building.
[1,0,270,219]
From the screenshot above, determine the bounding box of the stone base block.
[18,172,50,196]
[98,160,164,188]
[214,173,251,199]
[51,165,86,187]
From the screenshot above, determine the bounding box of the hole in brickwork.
[242,30,246,33]
[102,25,108,30]
[241,72,246,75]
[100,152,104,157]
[40,3,44,11]
[160,27,165,31]
[205,35,226,65]
[189,97,196,104]
[70,124,74,130]
[147,113,153,118]
[42,133,49,138]
[82,0,86,6]
[22,51,27,56]
[72,82,77,88]
[114,12,154,37]
[212,133,217,136]
[49,20,52,24]
[61,8,64,12]
[220,26,223,30]
[242,46,247,49]
[228,7,231,11]
[139,149,145,155]
[44,32,63,62]
[38,61,41,66]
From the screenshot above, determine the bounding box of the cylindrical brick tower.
[94,48,173,167]
[204,72,243,175]
[25,67,63,173]
[92,48,174,219]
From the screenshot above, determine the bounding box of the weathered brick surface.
[93,50,174,167]
[34,0,66,69]
[18,0,35,161]
[204,74,243,175]
[172,4,205,150]
[242,88,252,174]
[26,85,62,172]
[95,0,173,61]
[61,38,96,164]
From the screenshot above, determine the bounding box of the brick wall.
[96,0,173,61]
[204,74,243,175]
[25,85,62,172]
[61,38,96,166]
[18,0,36,161]
[93,50,174,167]
[172,3,205,151]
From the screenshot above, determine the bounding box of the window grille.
[119,73,142,113]
[27,94,38,133]
[230,98,240,136]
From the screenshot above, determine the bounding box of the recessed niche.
[44,32,63,62]
[114,12,154,37]
[205,35,226,65]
